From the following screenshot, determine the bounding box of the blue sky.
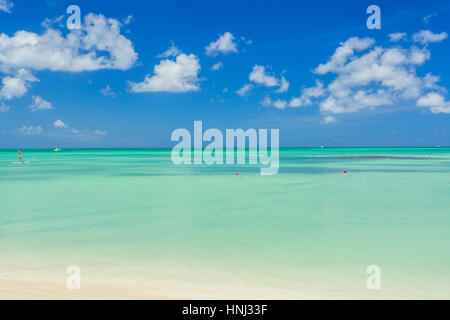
[0,0,450,148]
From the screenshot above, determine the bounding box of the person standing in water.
[17,151,23,163]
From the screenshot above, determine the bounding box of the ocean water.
[0,148,449,298]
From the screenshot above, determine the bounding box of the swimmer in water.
[17,150,23,163]
[234,172,240,177]
[342,170,347,176]
[428,156,432,160]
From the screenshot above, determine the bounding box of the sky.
[0,0,450,148]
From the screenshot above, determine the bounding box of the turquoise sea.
[1,148,449,298]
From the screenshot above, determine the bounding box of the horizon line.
[1,146,450,150]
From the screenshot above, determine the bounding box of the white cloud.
[323,115,337,123]
[408,46,431,65]
[205,32,238,56]
[236,83,253,96]
[319,90,393,114]
[211,62,223,71]
[157,40,181,58]
[129,53,201,93]
[0,0,13,13]
[412,30,448,44]
[100,84,115,97]
[264,33,450,118]
[275,76,289,93]
[272,99,287,109]
[417,92,450,113]
[423,73,440,88]
[94,129,107,135]
[47,121,107,138]
[239,66,289,95]
[29,96,52,112]
[53,119,67,128]
[123,15,133,25]
[260,96,287,109]
[289,80,325,107]
[0,13,137,73]
[240,36,252,45]
[17,125,43,135]
[0,102,9,112]
[41,15,65,29]
[314,37,375,75]
[0,13,137,101]
[0,69,38,99]
[10,120,107,139]
[313,41,436,114]
[249,65,279,87]
[423,13,437,25]
[388,32,406,42]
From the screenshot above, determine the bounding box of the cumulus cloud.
[0,13,137,73]
[263,32,450,117]
[423,73,440,88]
[412,30,448,44]
[0,0,13,13]
[157,40,181,58]
[236,83,253,96]
[314,37,375,75]
[29,96,52,112]
[289,80,325,107]
[260,96,287,109]
[129,53,201,93]
[211,62,223,71]
[249,65,279,87]
[315,44,431,114]
[417,92,450,113]
[275,76,289,93]
[0,102,9,112]
[205,32,238,56]
[388,32,406,42]
[239,65,289,95]
[0,13,137,100]
[16,125,43,135]
[53,119,67,128]
[307,36,446,115]
[261,80,326,109]
[272,99,287,109]
[0,69,38,99]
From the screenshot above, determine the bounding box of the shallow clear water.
[1,148,449,298]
